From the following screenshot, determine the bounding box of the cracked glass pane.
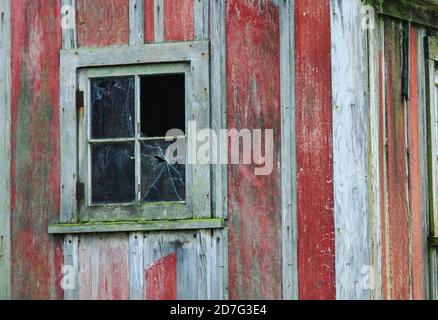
[91,143,135,204]
[141,141,185,202]
[91,76,135,139]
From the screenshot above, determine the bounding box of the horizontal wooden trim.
[49,218,225,234]
[368,0,438,29]
[61,41,209,70]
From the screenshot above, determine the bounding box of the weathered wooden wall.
[3,0,435,300]
[226,0,282,300]
[10,0,63,299]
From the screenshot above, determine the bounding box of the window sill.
[48,218,225,235]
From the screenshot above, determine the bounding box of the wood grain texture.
[76,0,130,47]
[226,0,282,300]
[78,234,130,300]
[10,0,63,299]
[163,0,194,42]
[295,0,335,299]
[144,0,154,43]
[145,252,177,300]
[0,0,12,300]
[408,26,425,300]
[384,19,410,300]
[330,0,371,300]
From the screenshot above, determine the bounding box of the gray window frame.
[59,41,211,224]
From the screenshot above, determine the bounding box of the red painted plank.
[295,0,335,300]
[145,253,177,300]
[76,0,129,48]
[408,27,424,300]
[163,0,194,42]
[226,0,282,300]
[384,19,410,300]
[144,0,154,43]
[10,0,63,299]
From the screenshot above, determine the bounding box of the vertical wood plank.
[0,0,11,300]
[210,0,227,219]
[295,0,335,299]
[368,14,384,300]
[129,232,144,300]
[153,0,164,42]
[164,0,194,42]
[330,0,371,300]
[416,28,430,300]
[63,235,79,300]
[280,0,298,300]
[226,0,282,300]
[10,0,64,299]
[384,18,410,300]
[144,0,154,43]
[129,0,145,45]
[76,0,130,48]
[408,26,425,300]
[79,234,130,300]
[194,0,208,40]
[61,0,76,49]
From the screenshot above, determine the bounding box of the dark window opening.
[140,74,185,137]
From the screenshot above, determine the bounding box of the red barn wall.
[10,0,63,299]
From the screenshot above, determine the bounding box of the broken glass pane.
[91,143,135,204]
[91,77,135,139]
[141,141,185,202]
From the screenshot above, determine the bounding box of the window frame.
[59,41,211,224]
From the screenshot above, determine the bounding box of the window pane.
[91,77,135,139]
[141,141,185,202]
[140,74,185,137]
[91,143,135,204]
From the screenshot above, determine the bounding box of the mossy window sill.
[49,218,225,235]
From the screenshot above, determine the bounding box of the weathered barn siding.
[163,0,194,42]
[295,0,335,299]
[76,0,130,48]
[330,0,371,300]
[226,0,282,300]
[10,0,63,299]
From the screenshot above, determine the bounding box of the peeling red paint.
[76,0,129,48]
[295,0,335,300]
[10,0,63,299]
[144,0,154,43]
[146,253,177,300]
[226,0,282,300]
[163,0,194,42]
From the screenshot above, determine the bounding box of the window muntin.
[78,63,195,221]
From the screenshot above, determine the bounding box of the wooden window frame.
[58,41,212,225]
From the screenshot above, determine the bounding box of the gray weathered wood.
[61,0,77,50]
[210,0,227,219]
[130,0,145,45]
[367,12,384,300]
[0,0,11,300]
[280,0,298,301]
[417,29,431,300]
[154,0,164,42]
[49,219,225,234]
[63,235,79,300]
[195,0,209,40]
[129,233,145,300]
[429,37,438,62]
[331,0,371,300]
